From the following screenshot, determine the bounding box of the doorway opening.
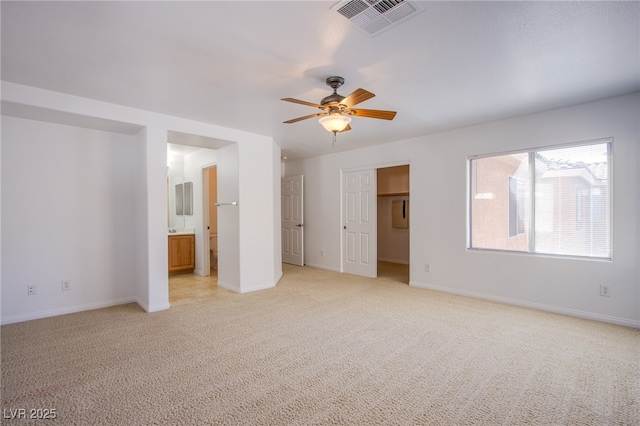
[203,165,218,275]
[376,165,410,284]
[168,165,218,306]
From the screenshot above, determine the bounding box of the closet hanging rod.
[214,202,238,206]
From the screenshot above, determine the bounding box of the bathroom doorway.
[202,165,218,275]
[168,164,218,306]
[165,133,239,306]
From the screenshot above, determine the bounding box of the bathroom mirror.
[175,182,184,215]
[175,182,193,215]
[168,176,193,228]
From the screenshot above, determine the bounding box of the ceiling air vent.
[334,0,423,37]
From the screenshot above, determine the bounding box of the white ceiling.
[2,1,638,159]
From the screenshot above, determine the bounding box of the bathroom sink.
[168,228,195,235]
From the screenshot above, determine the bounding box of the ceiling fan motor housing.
[321,93,345,107]
[321,76,346,107]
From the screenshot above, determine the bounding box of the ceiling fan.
[281,76,396,142]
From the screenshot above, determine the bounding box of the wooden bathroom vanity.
[168,234,195,273]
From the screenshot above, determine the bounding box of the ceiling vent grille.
[334,0,423,37]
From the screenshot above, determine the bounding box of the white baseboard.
[409,280,640,329]
[217,280,240,293]
[135,297,170,313]
[238,283,276,294]
[304,261,408,271]
[220,281,279,294]
[1,297,139,325]
[134,297,149,312]
[148,303,171,312]
[304,262,341,272]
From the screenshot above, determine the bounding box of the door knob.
[296,224,303,227]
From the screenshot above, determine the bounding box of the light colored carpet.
[2,264,639,425]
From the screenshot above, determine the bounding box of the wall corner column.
[137,126,170,312]
[237,138,281,292]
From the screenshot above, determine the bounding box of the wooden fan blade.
[350,108,397,120]
[281,98,323,109]
[283,112,326,124]
[338,124,352,133]
[340,89,375,108]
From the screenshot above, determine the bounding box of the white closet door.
[282,175,304,266]
[342,169,376,278]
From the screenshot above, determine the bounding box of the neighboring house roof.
[535,154,608,184]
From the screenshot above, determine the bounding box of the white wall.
[143,126,171,312]
[1,82,282,323]
[217,144,240,292]
[1,116,141,322]
[237,139,282,292]
[286,93,640,327]
[134,128,150,307]
[273,142,283,284]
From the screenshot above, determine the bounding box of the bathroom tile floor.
[169,269,224,306]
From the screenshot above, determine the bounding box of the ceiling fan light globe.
[318,114,351,132]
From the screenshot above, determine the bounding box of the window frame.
[508,176,525,238]
[467,138,613,261]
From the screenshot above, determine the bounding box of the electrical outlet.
[424,263,430,272]
[61,280,71,291]
[27,285,36,295]
[600,285,610,297]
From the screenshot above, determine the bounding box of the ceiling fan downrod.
[326,76,345,92]
[321,76,346,106]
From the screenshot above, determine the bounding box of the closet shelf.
[377,192,409,197]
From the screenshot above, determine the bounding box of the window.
[469,139,611,259]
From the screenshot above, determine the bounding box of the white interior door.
[342,169,377,278]
[282,175,304,266]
